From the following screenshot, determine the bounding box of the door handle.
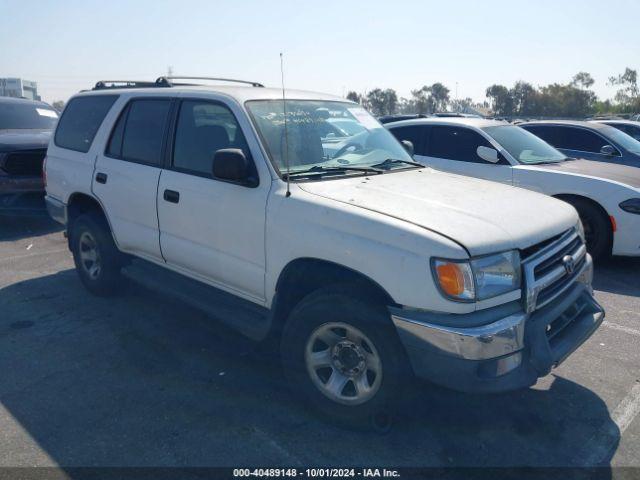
[95,172,108,184]
[163,189,180,203]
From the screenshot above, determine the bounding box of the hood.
[298,168,577,256]
[0,129,52,152]
[526,158,640,189]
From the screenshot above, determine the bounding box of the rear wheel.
[70,214,124,296]
[567,198,612,260]
[281,286,410,430]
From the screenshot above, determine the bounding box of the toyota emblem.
[562,255,575,275]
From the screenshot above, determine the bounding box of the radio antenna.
[280,52,291,198]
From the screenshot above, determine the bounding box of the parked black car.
[0,97,58,214]
[521,120,640,169]
[594,119,640,142]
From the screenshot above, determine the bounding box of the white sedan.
[386,117,640,259]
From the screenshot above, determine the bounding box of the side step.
[123,259,270,341]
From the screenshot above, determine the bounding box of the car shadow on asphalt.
[0,215,62,242]
[593,256,640,297]
[0,269,619,474]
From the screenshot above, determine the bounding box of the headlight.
[619,198,640,215]
[433,250,521,302]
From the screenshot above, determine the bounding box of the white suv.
[45,77,603,427]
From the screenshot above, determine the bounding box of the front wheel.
[281,286,411,430]
[568,198,612,260]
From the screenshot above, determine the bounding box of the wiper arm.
[370,158,424,169]
[283,165,384,179]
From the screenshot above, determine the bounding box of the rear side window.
[427,126,492,163]
[522,125,560,145]
[106,99,172,166]
[54,95,118,152]
[390,125,428,155]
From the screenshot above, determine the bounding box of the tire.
[281,285,411,430]
[70,213,124,296]
[567,198,612,260]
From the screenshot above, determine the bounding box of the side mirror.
[401,140,414,156]
[477,146,500,163]
[600,144,616,156]
[212,149,255,186]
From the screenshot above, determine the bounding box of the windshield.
[602,125,640,154]
[483,125,566,164]
[246,100,414,177]
[0,102,58,130]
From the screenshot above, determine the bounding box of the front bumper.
[390,255,604,393]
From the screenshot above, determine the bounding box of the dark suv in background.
[0,97,58,215]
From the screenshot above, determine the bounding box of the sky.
[1,0,639,105]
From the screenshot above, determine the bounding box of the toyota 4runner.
[45,77,604,427]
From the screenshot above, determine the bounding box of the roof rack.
[156,76,264,88]
[92,76,264,91]
[93,80,170,90]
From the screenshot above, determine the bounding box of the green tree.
[428,83,450,112]
[411,83,450,114]
[52,100,65,111]
[450,97,473,113]
[571,72,595,89]
[346,91,362,104]
[510,81,537,116]
[365,88,398,116]
[485,84,513,116]
[608,67,639,110]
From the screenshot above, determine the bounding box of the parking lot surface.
[0,216,639,470]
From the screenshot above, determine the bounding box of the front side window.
[0,101,58,130]
[107,99,171,166]
[173,100,250,176]
[555,127,608,153]
[245,100,414,178]
[601,125,640,154]
[483,125,566,164]
[55,95,118,152]
[427,126,492,163]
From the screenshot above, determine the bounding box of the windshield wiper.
[283,165,384,179]
[370,158,424,170]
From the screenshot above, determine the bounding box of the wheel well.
[553,194,612,228]
[67,193,106,224]
[268,258,396,340]
[66,193,109,244]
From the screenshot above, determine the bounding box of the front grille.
[521,228,587,312]
[1,150,46,176]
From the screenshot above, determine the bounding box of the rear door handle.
[163,189,180,203]
[95,172,107,184]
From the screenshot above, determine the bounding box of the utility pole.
[167,66,173,77]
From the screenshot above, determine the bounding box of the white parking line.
[572,382,640,466]
[0,248,69,264]
[252,427,303,466]
[603,321,640,337]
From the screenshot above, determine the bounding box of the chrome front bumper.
[390,254,602,392]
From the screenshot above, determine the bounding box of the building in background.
[0,78,41,101]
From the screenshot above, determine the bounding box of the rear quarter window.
[54,95,118,153]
